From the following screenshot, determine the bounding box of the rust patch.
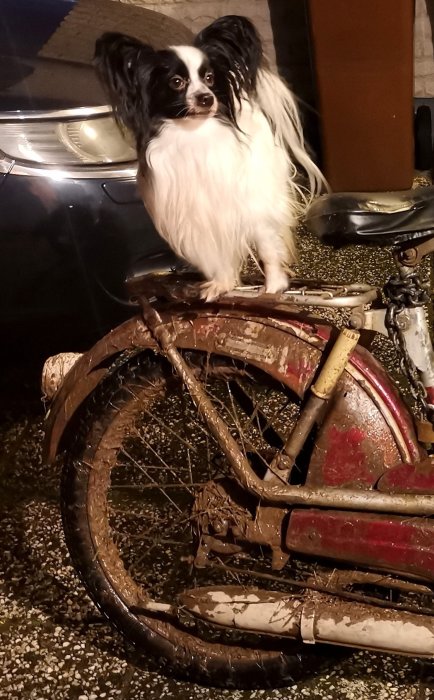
[321,425,379,487]
[378,457,434,494]
[287,508,434,580]
[307,373,404,489]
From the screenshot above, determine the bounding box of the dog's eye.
[169,75,186,91]
[204,71,214,87]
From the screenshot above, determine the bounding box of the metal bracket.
[397,237,434,267]
[362,308,388,336]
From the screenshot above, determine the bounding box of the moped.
[44,185,434,687]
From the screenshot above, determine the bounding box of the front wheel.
[60,348,341,688]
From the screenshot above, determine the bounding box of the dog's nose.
[196,93,214,108]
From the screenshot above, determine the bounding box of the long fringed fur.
[138,97,300,297]
[96,16,326,301]
[195,15,326,203]
[255,67,327,204]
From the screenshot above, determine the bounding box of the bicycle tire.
[60,349,342,688]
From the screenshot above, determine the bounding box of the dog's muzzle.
[190,92,217,115]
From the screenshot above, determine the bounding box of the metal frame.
[225,281,379,308]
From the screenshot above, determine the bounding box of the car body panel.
[0,167,171,338]
[0,0,191,356]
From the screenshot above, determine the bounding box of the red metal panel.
[317,424,376,487]
[426,386,434,405]
[378,458,434,494]
[286,509,434,579]
[306,370,407,488]
[350,345,422,463]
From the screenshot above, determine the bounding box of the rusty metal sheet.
[172,314,322,395]
[43,316,155,463]
[307,372,402,489]
[350,345,423,463]
[378,457,434,494]
[286,508,434,580]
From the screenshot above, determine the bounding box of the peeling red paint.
[287,509,434,579]
[320,425,379,487]
[284,355,317,387]
[350,347,422,463]
[378,458,434,493]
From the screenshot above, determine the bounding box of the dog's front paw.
[264,270,289,295]
[200,280,234,302]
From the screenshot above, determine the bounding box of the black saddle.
[305,186,434,247]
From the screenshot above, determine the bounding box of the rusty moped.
[44,186,434,687]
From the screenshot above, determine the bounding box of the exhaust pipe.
[179,587,434,657]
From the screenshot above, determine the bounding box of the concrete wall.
[115,0,277,64]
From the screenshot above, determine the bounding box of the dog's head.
[94,16,264,150]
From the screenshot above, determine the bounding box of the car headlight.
[0,112,137,166]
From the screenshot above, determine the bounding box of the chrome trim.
[0,105,113,123]
[226,283,379,308]
[0,155,138,179]
[0,107,137,176]
[363,308,388,336]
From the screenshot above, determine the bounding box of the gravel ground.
[1,348,434,700]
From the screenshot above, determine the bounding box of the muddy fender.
[44,308,423,482]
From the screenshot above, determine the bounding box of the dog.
[95,15,325,301]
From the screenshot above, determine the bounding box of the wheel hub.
[192,479,290,569]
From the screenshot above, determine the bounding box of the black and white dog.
[95,15,325,300]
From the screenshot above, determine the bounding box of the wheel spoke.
[120,446,184,513]
[229,379,288,447]
[80,351,306,649]
[111,482,208,490]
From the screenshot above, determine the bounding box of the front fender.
[44,305,423,486]
[44,314,155,464]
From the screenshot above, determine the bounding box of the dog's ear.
[94,32,155,149]
[194,15,263,97]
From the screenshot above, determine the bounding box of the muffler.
[179,587,434,657]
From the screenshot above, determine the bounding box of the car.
[0,0,190,360]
